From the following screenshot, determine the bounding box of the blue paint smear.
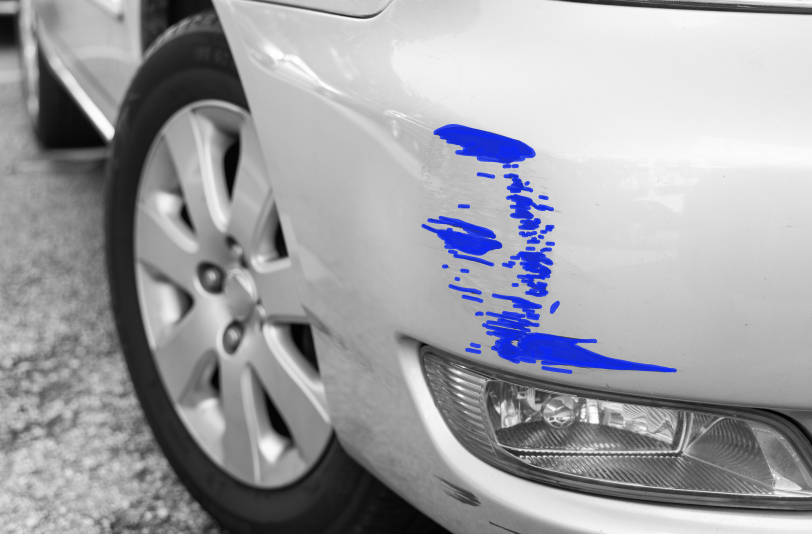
[449,284,482,295]
[493,293,542,320]
[470,343,481,348]
[466,348,482,354]
[442,264,449,269]
[516,334,676,372]
[458,204,470,209]
[429,124,676,375]
[427,216,497,239]
[480,312,675,372]
[505,174,532,194]
[460,269,470,273]
[434,124,536,164]
[542,366,573,374]
[423,217,502,265]
[455,254,494,267]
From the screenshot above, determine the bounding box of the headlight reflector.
[424,348,812,508]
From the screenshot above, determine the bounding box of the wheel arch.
[141,0,214,52]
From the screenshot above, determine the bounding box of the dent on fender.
[423,124,676,375]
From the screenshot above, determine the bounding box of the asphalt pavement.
[0,18,222,533]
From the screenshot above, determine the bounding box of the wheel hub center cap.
[223,268,258,321]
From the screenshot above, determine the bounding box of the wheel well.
[141,0,215,52]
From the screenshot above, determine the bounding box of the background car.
[0,1,17,17]
[18,0,812,532]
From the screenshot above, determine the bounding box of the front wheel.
[106,12,428,534]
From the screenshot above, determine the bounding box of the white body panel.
[215,0,812,411]
[262,0,392,17]
[211,0,812,531]
[34,0,141,125]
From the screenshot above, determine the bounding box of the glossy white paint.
[34,0,141,125]
[88,0,125,18]
[211,0,812,529]
[260,0,392,17]
[0,0,19,14]
[36,27,116,141]
[216,0,812,409]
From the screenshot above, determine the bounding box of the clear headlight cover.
[423,348,812,509]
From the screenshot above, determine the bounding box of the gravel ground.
[0,19,222,533]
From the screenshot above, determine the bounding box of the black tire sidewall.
[105,20,374,534]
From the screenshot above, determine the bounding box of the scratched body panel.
[215,0,812,531]
[219,0,812,407]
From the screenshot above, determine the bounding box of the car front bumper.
[314,335,812,534]
[217,0,812,530]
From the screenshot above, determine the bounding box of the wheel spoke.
[154,301,227,402]
[220,357,261,484]
[135,202,198,292]
[252,325,331,464]
[228,118,275,256]
[245,368,290,467]
[137,101,328,489]
[162,109,232,249]
[254,258,307,323]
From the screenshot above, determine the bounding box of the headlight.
[423,347,812,509]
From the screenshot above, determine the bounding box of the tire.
[105,12,430,534]
[17,0,103,148]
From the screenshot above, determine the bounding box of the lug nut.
[198,264,223,293]
[223,323,243,354]
[227,236,246,266]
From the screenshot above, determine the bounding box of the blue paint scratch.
[449,284,482,295]
[435,124,535,164]
[423,217,502,266]
[429,123,676,374]
[542,366,572,374]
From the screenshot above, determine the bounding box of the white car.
[18,0,812,532]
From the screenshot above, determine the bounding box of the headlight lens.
[424,348,812,508]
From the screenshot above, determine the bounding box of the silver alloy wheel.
[133,101,331,488]
[18,0,40,121]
